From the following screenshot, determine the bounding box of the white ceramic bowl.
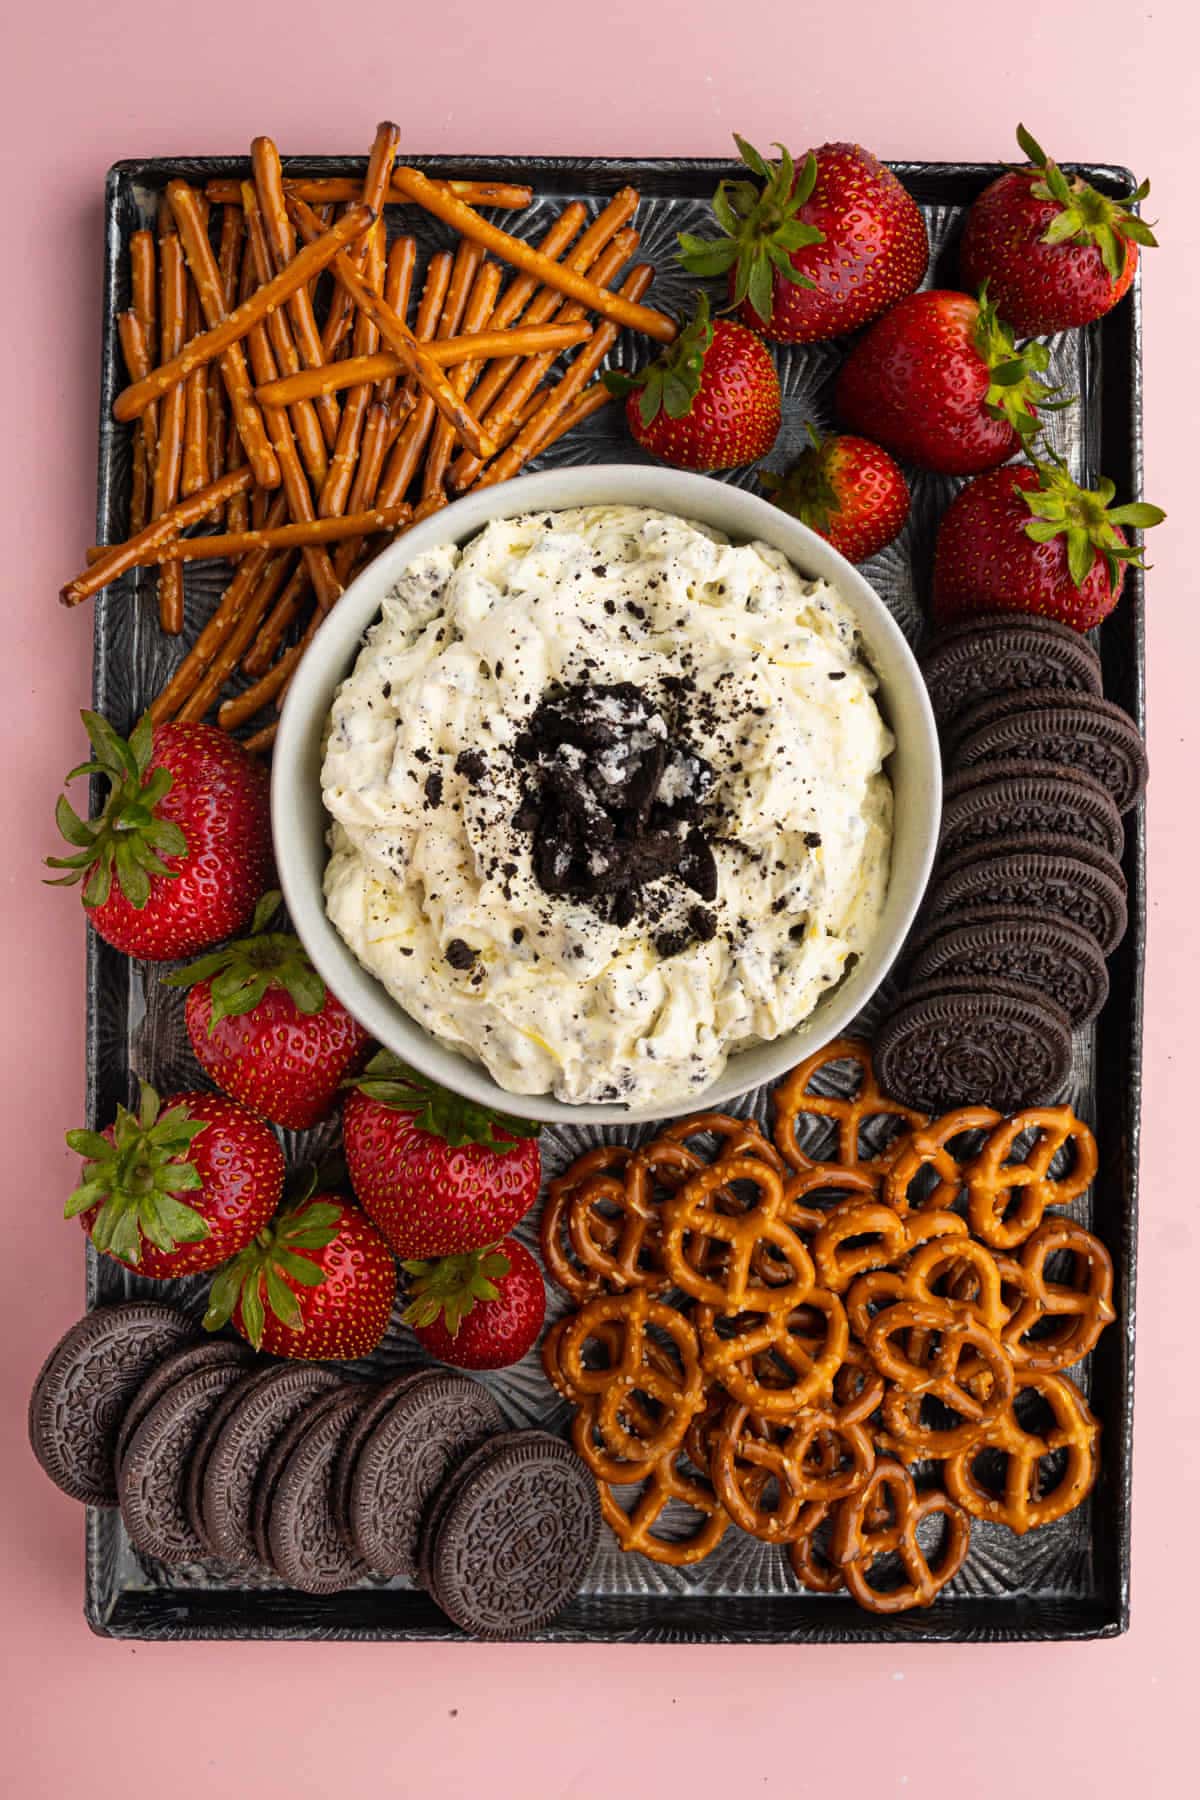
[274,465,940,1126]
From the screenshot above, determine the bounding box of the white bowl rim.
[274,465,941,1126]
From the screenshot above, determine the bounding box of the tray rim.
[84,150,1145,1645]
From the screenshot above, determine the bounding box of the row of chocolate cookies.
[29,1304,598,1638]
[875,612,1147,1113]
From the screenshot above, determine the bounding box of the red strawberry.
[960,125,1156,337]
[761,427,909,563]
[47,711,271,961]
[932,453,1165,632]
[164,891,369,1130]
[403,1236,545,1371]
[835,288,1065,476]
[678,135,927,345]
[205,1190,396,1360]
[606,295,779,471]
[342,1052,541,1259]
[65,1082,284,1278]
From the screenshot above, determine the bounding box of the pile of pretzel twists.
[541,1039,1115,1613]
[61,122,676,752]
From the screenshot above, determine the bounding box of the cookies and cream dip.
[322,505,893,1106]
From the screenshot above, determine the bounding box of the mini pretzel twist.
[942,1370,1100,1533]
[964,1108,1100,1250]
[881,1106,1002,1214]
[831,1460,972,1612]
[697,1289,849,1418]
[772,1039,927,1179]
[595,1444,731,1566]
[868,1299,1015,1456]
[660,1157,815,1315]
[1002,1221,1116,1371]
[558,1289,705,1468]
[710,1402,876,1541]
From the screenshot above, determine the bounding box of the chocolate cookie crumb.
[445,939,477,970]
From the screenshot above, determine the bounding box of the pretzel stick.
[531,378,613,450]
[243,200,268,534]
[152,229,188,633]
[448,212,639,491]
[389,166,673,342]
[373,250,452,484]
[244,721,278,754]
[118,313,159,470]
[423,262,502,498]
[251,322,594,407]
[162,184,283,495]
[140,505,414,563]
[375,246,475,506]
[377,237,416,404]
[174,550,298,725]
[250,138,341,453]
[205,175,533,209]
[238,559,315,681]
[113,202,375,422]
[217,214,250,533]
[62,467,257,606]
[319,220,387,516]
[203,207,239,512]
[148,492,288,722]
[243,322,343,611]
[128,230,159,531]
[180,278,210,497]
[316,124,400,367]
[331,399,393,582]
[225,605,317,724]
[475,267,653,488]
[239,183,328,490]
[287,196,495,459]
[450,227,638,492]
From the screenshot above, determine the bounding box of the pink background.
[4,2,1197,1792]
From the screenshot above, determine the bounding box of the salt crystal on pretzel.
[390,165,675,342]
[112,202,375,423]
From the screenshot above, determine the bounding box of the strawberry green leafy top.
[1015,123,1157,281]
[676,136,824,323]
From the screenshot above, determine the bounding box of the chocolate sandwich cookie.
[119,1358,260,1565]
[202,1363,346,1567]
[251,1384,355,1572]
[905,907,1110,1028]
[331,1371,433,1548]
[414,1430,548,1596]
[422,1431,600,1639]
[184,1366,280,1555]
[114,1338,255,1482]
[266,1387,374,1596]
[922,608,1103,657]
[945,690,1148,814]
[875,975,1074,1113]
[349,1371,505,1578]
[28,1303,196,1506]
[940,762,1124,862]
[924,833,1128,956]
[920,619,1102,732]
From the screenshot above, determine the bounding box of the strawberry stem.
[343,1049,540,1150]
[1018,449,1165,589]
[45,711,187,910]
[1014,122,1158,280]
[401,1246,511,1337]
[162,889,327,1027]
[677,134,824,322]
[64,1080,210,1265]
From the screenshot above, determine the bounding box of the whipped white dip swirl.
[322,505,893,1106]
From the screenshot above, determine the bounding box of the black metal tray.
[84,153,1144,1641]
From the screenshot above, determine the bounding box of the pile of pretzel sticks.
[62,123,676,753]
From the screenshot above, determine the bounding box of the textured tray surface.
[85,154,1144,1642]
